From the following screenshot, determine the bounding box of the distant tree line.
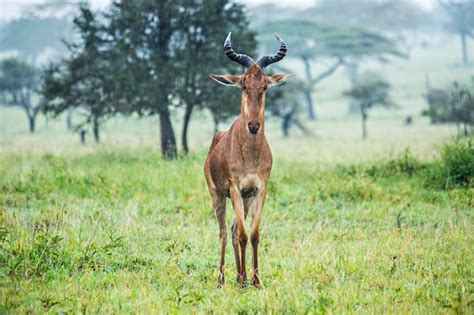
[2,0,472,149]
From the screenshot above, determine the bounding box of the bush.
[425,139,474,189]
[365,149,425,178]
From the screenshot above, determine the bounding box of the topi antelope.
[204,32,289,288]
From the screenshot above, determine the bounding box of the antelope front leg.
[213,194,226,287]
[250,187,267,288]
[229,185,248,287]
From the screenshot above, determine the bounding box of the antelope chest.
[238,173,263,198]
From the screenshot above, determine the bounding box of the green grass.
[1,148,472,313]
[0,33,473,313]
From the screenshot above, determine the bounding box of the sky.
[0,0,435,22]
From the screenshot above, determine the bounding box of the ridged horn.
[224,32,255,68]
[256,33,287,68]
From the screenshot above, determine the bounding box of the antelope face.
[210,32,290,135]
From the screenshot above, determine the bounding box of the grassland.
[1,140,473,313]
[1,36,473,313]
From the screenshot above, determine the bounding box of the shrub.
[366,149,425,178]
[425,138,474,189]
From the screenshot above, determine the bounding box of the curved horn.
[256,33,287,68]
[224,32,254,68]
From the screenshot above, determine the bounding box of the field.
[1,143,473,313]
[1,38,473,313]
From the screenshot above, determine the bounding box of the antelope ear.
[209,74,241,87]
[267,73,291,87]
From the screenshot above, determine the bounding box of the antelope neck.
[236,115,265,161]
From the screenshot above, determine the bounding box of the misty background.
[0,0,472,160]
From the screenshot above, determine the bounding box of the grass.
[1,147,472,313]
[0,32,473,313]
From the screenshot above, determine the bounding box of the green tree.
[176,0,257,153]
[105,0,184,158]
[258,20,403,120]
[344,73,395,139]
[42,5,116,142]
[0,58,42,132]
[439,0,474,64]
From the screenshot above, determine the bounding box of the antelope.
[204,32,289,288]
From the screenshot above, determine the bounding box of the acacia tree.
[258,20,403,120]
[305,0,431,53]
[266,77,310,137]
[176,0,257,153]
[0,58,42,132]
[344,72,395,139]
[439,0,474,64]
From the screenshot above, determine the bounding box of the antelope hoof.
[237,274,248,288]
[217,273,225,288]
[251,273,262,289]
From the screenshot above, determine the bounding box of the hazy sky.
[0,0,435,22]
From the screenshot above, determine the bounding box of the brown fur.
[204,64,287,288]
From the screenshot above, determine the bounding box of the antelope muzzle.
[248,121,261,135]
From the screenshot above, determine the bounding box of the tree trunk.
[303,89,316,120]
[302,58,316,121]
[28,114,35,133]
[80,130,86,144]
[92,116,100,143]
[66,108,73,130]
[362,117,367,140]
[181,103,194,154]
[461,32,468,64]
[360,105,368,140]
[282,113,291,137]
[160,112,177,159]
[213,114,219,134]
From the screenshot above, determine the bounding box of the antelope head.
[210,32,290,135]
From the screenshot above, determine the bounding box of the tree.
[424,78,474,136]
[176,0,257,153]
[258,20,403,120]
[424,74,451,124]
[42,5,116,142]
[450,81,474,136]
[0,58,42,132]
[305,0,432,35]
[266,77,311,137]
[104,0,184,158]
[344,73,395,139]
[439,0,474,64]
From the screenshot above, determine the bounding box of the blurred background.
[0,0,473,162]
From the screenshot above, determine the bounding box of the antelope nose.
[248,121,260,134]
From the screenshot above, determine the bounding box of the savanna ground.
[1,38,473,313]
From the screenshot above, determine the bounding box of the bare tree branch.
[311,58,344,85]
